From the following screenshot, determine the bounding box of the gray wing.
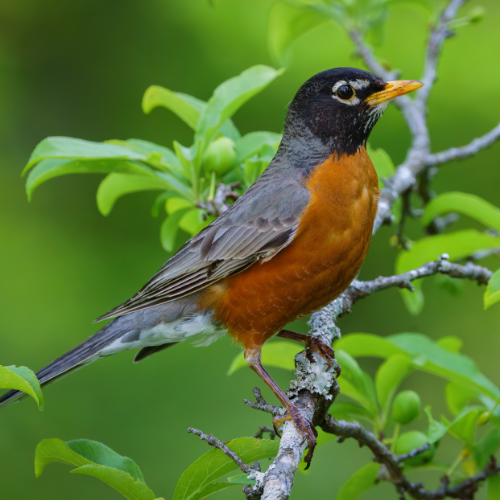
[97,166,310,321]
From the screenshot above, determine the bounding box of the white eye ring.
[332,81,360,106]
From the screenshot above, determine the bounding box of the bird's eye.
[336,85,354,100]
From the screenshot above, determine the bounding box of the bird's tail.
[0,315,135,409]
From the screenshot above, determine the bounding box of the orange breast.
[200,148,379,354]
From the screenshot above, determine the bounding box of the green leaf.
[268,1,328,65]
[446,407,483,446]
[97,173,173,216]
[375,354,413,420]
[142,86,201,130]
[422,192,500,232]
[336,462,380,500]
[140,91,239,141]
[446,382,477,415]
[26,158,155,200]
[173,141,195,181]
[334,334,401,359]
[166,197,193,214]
[336,333,500,401]
[125,139,182,171]
[335,350,379,416]
[66,440,145,482]
[36,439,143,480]
[90,139,184,178]
[367,143,395,189]
[474,429,500,469]
[191,138,204,174]
[151,191,178,217]
[24,137,147,173]
[484,268,500,310]
[243,157,265,188]
[173,437,279,500]
[235,132,282,165]
[160,208,192,252]
[424,407,448,444]
[391,334,500,400]
[179,208,207,236]
[71,465,155,500]
[196,66,283,148]
[227,341,302,375]
[0,365,43,410]
[35,438,155,500]
[35,438,91,477]
[155,170,194,201]
[396,230,500,314]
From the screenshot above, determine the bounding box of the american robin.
[0,67,422,465]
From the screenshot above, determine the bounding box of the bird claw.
[308,337,341,377]
[272,405,318,469]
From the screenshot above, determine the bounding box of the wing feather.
[96,167,310,321]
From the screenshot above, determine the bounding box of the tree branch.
[426,122,500,166]
[321,415,500,500]
[339,256,492,315]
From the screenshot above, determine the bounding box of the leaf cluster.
[23,66,283,252]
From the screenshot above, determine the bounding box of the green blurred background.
[1,0,500,498]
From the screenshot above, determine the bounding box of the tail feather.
[0,315,134,408]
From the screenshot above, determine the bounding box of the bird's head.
[280,67,423,158]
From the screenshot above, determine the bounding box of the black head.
[278,67,422,159]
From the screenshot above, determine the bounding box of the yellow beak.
[366,80,424,106]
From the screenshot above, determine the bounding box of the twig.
[426,122,500,166]
[321,416,500,500]
[254,426,276,440]
[415,0,467,112]
[396,443,431,463]
[187,427,253,474]
[348,29,398,81]
[244,387,283,417]
[340,256,492,314]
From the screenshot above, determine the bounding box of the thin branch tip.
[187,426,254,474]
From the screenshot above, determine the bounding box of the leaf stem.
[208,171,216,202]
[446,452,465,477]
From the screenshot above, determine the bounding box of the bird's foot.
[277,330,341,377]
[307,337,341,377]
[273,404,318,469]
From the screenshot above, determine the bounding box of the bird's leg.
[245,348,318,468]
[277,329,339,374]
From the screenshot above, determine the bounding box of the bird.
[0,67,422,466]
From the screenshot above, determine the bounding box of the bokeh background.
[1,0,500,498]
